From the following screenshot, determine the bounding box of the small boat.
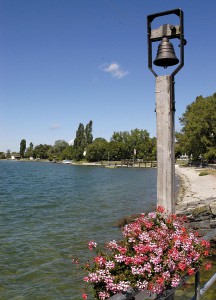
[62,160,72,164]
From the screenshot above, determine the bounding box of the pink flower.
[157,206,165,213]
[187,267,195,275]
[114,254,125,263]
[150,254,161,265]
[88,241,97,251]
[94,256,106,266]
[178,261,187,271]
[148,212,156,218]
[117,246,127,254]
[105,261,115,269]
[71,258,79,265]
[162,271,170,280]
[88,272,100,283]
[83,276,90,282]
[204,262,212,270]
[106,240,118,249]
[74,207,211,298]
[136,279,148,290]
[82,293,88,300]
[201,239,210,248]
[156,276,164,284]
[116,281,130,292]
[171,274,181,287]
[98,291,110,300]
[138,232,150,242]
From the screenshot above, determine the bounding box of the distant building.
[11,154,21,160]
[178,154,188,160]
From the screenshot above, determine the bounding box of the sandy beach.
[175,165,216,210]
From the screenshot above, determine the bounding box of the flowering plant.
[73,207,211,300]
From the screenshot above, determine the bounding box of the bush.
[72,207,211,300]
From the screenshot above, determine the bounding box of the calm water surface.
[0,161,157,299]
[0,161,214,300]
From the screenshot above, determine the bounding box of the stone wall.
[176,198,216,247]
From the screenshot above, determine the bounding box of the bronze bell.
[153,37,179,68]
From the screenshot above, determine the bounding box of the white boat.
[62,160,72,164]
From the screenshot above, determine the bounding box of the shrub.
[72,206,211,300]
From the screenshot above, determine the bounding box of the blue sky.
[0,0,215,152]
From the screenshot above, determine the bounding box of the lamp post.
[147,9,186,214]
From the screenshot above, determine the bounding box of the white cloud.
[101,62,129,79]
[50,123,61,130]
[68,139,74,145]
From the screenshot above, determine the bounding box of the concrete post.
[156,75,175,213]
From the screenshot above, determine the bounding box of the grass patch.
[198,169,216,176]
[199,171,209,176]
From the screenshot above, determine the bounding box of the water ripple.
[0,161,158,299]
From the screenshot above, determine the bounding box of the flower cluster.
[73,206,211,300]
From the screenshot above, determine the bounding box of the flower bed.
[72,206,211,300]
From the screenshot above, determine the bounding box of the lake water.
[0,161,214,300]
[0,161,158,299]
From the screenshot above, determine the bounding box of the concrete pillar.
[156,75,175,213]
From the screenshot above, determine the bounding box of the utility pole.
[156,75,175,212]
[147,9,186,214]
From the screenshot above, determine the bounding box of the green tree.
[111,131,131,158]
[59,145,74,160]
[111,131,130,144]
[108,141,127,160]
[129,129,152,159]
[6,149,11,159]
[177,93,216,161]
[33,144,53,159]
[73,121,93,161]
[25,142,34,158]
[86,138,108,162]
[149,136,157,160]
[20,139,26,158]
[52,140,69,159]
[73,123,86,160]
[0,152,6,159]
[85,120,93,145]
[111,129,153,160]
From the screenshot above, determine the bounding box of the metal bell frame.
[147,8,185,77]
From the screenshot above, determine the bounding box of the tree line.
[15,121,157,162]
[1,93,215,163]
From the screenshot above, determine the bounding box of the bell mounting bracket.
[147,8,185,77]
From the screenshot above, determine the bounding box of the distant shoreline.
[1,158,158,168]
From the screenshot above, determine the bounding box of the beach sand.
[175,165,216,206]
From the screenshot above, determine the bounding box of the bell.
[153,37,179,68]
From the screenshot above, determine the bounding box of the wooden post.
[156,75,175,213]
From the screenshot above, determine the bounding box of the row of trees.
[14,124,156,162]
[2,93,215,163]
[16,121,94,161]
[86,129,156,162]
